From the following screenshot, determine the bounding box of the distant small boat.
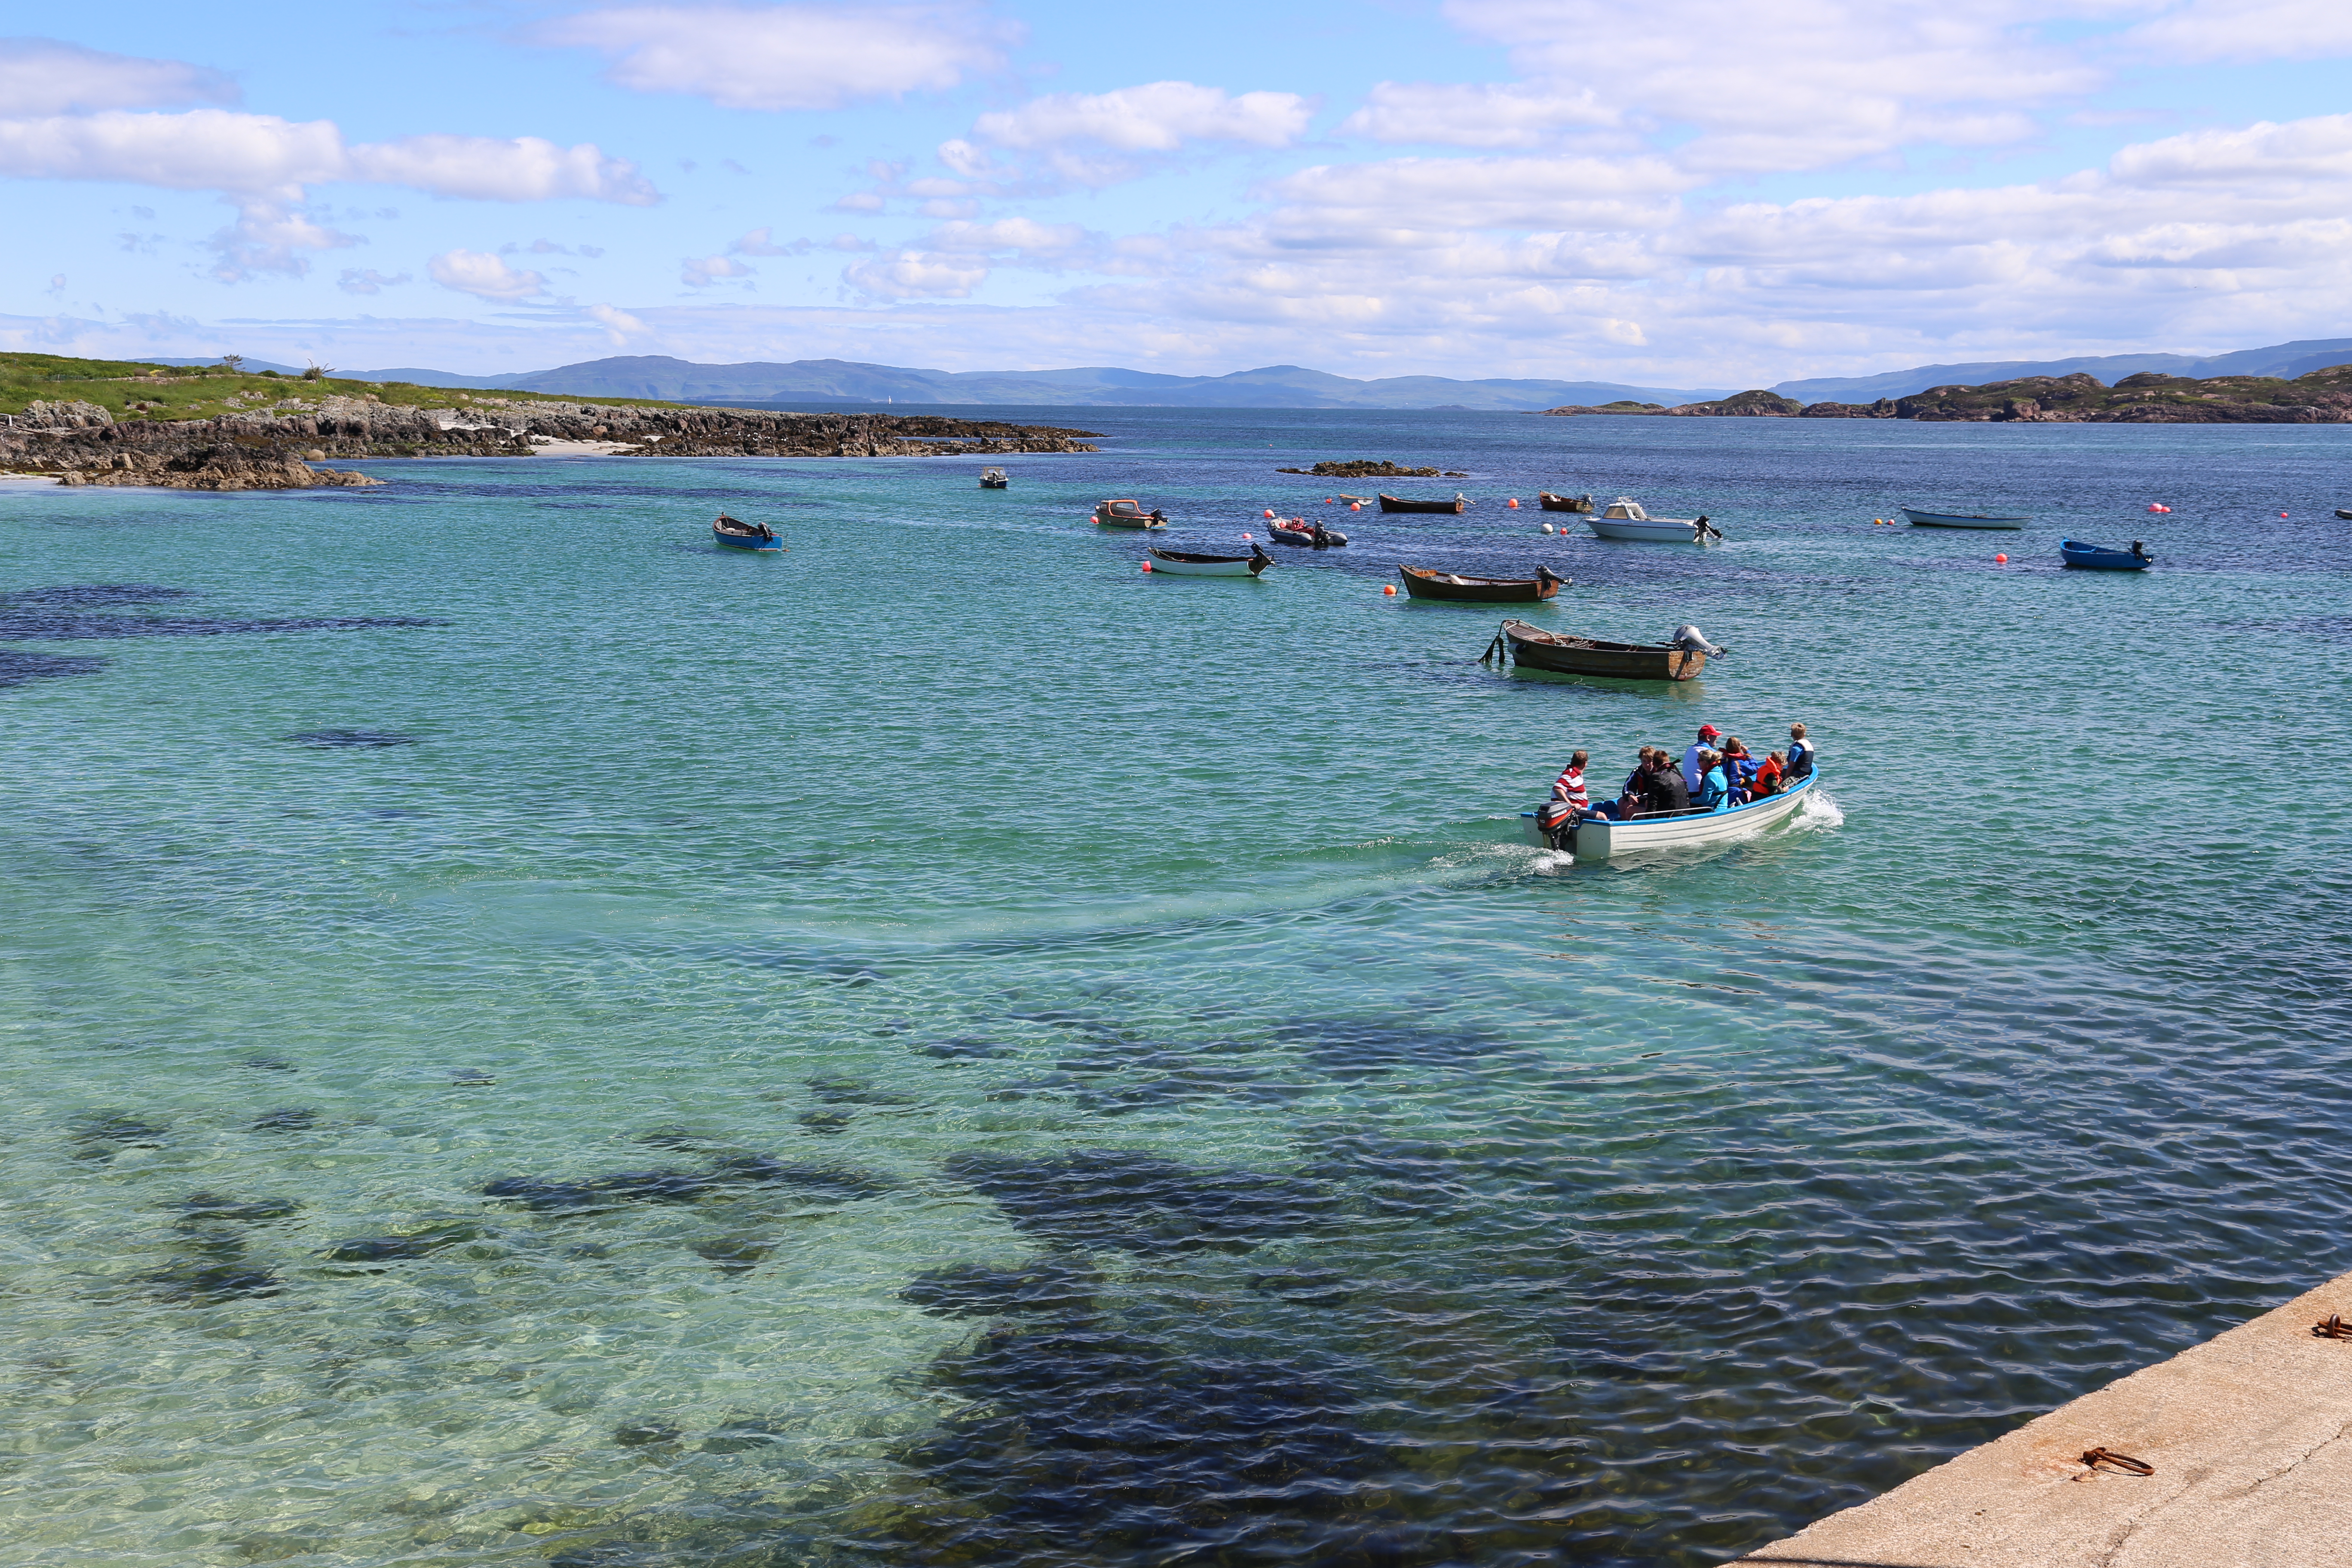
[979,468,1009,489]
[1586,497,1718,544]
[2335,508,2351,520]
[1379,493,1467,514]
[1148,545,1272,578]
[1398,564,1565,602]
[1093,499,1167,530]
[2061,538,2152,570]
[1485,619,1707,680]
[713,513,781,551]
[1269,520,1348,548]
[1902,507,2028,529]
[1537,492,1595,513]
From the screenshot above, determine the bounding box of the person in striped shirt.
[1550,748,1613,835]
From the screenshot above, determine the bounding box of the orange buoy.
[1350,502,1362,511]
[1141,560,1152,571]
[1383,584,1396,595]
[1507,498,1520,508]
[1263,508,1275,518]
[1994,553,2007,564]
[2280,511,2289,518]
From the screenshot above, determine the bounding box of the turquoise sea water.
[3,410,2348,1568]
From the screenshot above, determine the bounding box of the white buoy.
[1540,522,1555,534]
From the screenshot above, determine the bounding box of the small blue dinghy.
[2060,538,2151,570]
[714,513,782,552]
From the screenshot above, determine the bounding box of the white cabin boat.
[1585,497,1716,543]
[1522,774,1816,860]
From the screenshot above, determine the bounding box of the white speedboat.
[1145,545,1272,577]
[1522,775,1816,860]
[1901,507,2027,529]
[1585,497,1718,543]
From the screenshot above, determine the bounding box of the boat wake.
[1792,787,1847,833]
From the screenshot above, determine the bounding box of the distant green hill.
[0,352,686,422]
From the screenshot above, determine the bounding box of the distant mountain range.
[148,337,2352,410]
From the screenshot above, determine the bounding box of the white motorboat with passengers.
[1522,773,1816,860]
[1585,497,1720,543]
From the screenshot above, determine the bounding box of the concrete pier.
[1735,1268,2352,1568]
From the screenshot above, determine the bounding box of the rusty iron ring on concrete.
[2081,1447,2156,1476]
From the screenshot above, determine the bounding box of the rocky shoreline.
[0,395,1101,490]
[1541,366,2352,423]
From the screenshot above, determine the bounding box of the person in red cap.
[1682,724,1721,793]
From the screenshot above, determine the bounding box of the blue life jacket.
[1786,739,1815,778]
[1696,766,1729,810]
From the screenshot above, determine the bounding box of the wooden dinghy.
[712,513,781,551]
[1147,545,1272,578]
[1902,507,2028,529]
[2060,538,2152,570]
[1397,564,1565,603]
[1522,774,1816,860]
[1093,499,1167,530]
[1378,492,1468,514]
[1484,619,1706,680]
[1537,492,1594,513]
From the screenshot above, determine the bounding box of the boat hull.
[1537,493,1593,513]
[714,529,780,551]
[1902,508,2028,529]
[1269,527,1347,548]
[1147,548,1268,577]
[1378,494,1467,514]
[1585,516,1704,543]
[1398,565,1562,602]
[1522,775,1816,860]
[1498,620,1704,680]
[2060,540,2151,570]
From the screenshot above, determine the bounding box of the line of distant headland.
[0,353,1099,491]
[1544,366,2352,423]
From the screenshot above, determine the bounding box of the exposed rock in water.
[1274,459,1441,478]
[51,446,383,490]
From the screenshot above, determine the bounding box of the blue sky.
[4,1,2350,383]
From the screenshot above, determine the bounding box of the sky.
[3,0,2350,384]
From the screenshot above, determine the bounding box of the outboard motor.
[1671,623,1724,656]
[1535,799,1579,851]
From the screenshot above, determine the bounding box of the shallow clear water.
[2,411,2348,1568]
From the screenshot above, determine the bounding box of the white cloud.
[730,226,797,255]
[0,108,657,205]
[1338,82,1616,148]
[1267,153,1694,235]
[337,267,410,294]
[842,249,989,299]
[920,217,1087,255]
[2123,0,2352,63]
[346,135,657,205]
[0,110,342,197]
[1440,0,2103,173]
[0,37,238,116]
[429,248,548,300]
[587,302,649,342]
[208,204,357,280]
[974,80,1312,155]
[682,253,754,284]
[539,3,1014,111]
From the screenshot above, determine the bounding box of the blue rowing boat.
[2060,538,2151,570]
[714,513,781,552]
